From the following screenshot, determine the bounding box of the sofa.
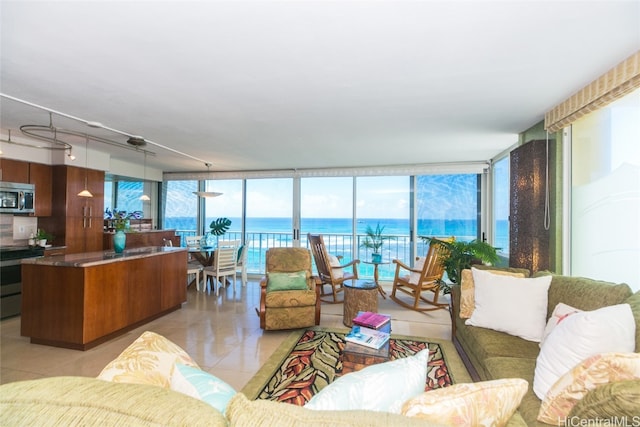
[450,268,640,426]
[1,330,531,426]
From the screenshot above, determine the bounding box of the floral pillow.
[401,378,528,426]
[537,352,640,425]
[97,331,200,388]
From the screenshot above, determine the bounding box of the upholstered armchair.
[258,247,321,330]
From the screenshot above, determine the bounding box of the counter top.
[103,229,178,234]
[22,246,186,268]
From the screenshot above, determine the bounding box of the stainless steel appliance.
[0,245,44,319]
[0,182,35,214]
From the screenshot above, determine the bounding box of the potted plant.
[35,229,53,247]
[361,223,394,263]
[421,237,499,292]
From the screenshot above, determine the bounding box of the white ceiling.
[1,1,639,174]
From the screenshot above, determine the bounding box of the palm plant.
[361,223,395,262]
[420,237,499,288]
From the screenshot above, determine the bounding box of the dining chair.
[389,237,453,312]
[184,235,203,248]
[236,243,249,286]
[202,240,239,295]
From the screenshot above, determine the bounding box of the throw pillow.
[170,364,237,414]
[328,255,344,278]
[540,302,582,347]
[304,349,429,414]
[401,378,528,426]
[568,379,640,419]
[409,257,425,284]
[537,352,640,424]
[97,331,200,388]
[459,268,526,319]
[267,271,309,292]
[533,304,636,400]
[465,268,552,342]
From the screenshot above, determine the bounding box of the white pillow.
[540,302,582,347]
[533,303,636,400]
[304,349,429,414]
[465,268,552,342]
[328,254,344,278]
[409,257,425,284]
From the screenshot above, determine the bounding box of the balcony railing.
[175,230,470,281]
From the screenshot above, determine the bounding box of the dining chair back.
[185,235,202,248]
[203,240,239,295]
[236,243,249,286]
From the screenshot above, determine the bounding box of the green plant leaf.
[209,217,232,236]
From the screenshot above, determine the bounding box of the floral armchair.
[257,248,321,330]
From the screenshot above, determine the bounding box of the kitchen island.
[20,246,187,350]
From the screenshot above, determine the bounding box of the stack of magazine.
[346,311,391,350]
[345,325,390,349]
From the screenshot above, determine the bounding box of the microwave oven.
[0,182,35,214]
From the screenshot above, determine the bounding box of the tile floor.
[0,279,452,391]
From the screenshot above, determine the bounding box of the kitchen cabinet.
[39,165,104,254]
[21,247,187,350]
[0,159,52,216]
[28,162,52,216]
[0,158,29,183]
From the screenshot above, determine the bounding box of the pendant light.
[193,162,223,198]
[77,136,93,198]
[139,151,150,201]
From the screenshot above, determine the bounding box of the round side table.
[343,280,378,327]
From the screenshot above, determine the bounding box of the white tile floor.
[0,279,452,391]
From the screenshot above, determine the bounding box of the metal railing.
[175,229,466,281]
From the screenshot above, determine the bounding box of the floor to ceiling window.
[300,177,354,262]
[161,168,488,278]
[245,178,293,270]
[492,157,510,256]
[163,180,198,242]
[570,87,639,291]
[356,176,410,279]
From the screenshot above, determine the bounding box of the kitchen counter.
[103,229,181,250]
[21,246,187,350]
[23,246,186,267]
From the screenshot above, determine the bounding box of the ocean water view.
[165,216,509,280]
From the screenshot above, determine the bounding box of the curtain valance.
[545,51,640,133]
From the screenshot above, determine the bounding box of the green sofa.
[0,376,446,427]
[450,270,640,427]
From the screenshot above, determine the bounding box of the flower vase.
[113,230,126,253]
[371,253,382,263]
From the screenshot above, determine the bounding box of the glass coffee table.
[342,328,391,375]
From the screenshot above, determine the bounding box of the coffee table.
[342,336,391,375]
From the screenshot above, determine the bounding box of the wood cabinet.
[21,248,187,350]
[0,159,52,216]
[39,165,105,254]
[0,158,29,183]
[28,162,53,216]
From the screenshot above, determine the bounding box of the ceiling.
[1,1,639,174]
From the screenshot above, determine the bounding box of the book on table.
[352,311,391,330]
[345,325,390,350]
